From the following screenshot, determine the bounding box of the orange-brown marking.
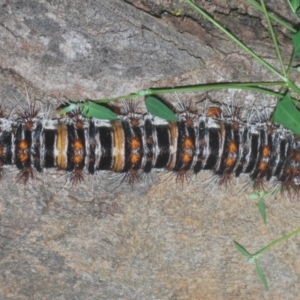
[73,139,84,151]
[182,153,192,164]
[19,152,29,162]
[112,121,124,172]
[73,154,83,164]
[206,107,222,118]
[19,140,29,151]
[131,137,141,150]
[183,137,193,150]
[167,122,177,170]
[262,145,270,158]
[258,161,268,172]
[228,141,237,154]
[56,123,68,169]
[0,146,3,157]
[130,153,140,164]
[225,157,236,168]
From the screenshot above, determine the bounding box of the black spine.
[194,120,206,174]
[15,124,23,170]
[155,125,170,169]
[98,126,112,170]
[44,129,55,168]
[88,121,96,174]
[33,122,42,172]
[204,128,220,170]
[143,119,153,173]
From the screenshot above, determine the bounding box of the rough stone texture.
[0,0,300,299]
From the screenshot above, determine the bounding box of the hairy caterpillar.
[0,98,299,194]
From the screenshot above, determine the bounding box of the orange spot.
[182,153,192,164]
[19,140,29,150]
[0,146,3,157]
[258,161,268,172]
[73,139,84,151]
[73,154,83,164]
[228,141,237,154]
[131,137,141,150]
[206,107,222,118]
[19,152,29,162]
[131,153,140,164]
[262,146,270,158]
[183,137,193,150]
[225,157,236,168]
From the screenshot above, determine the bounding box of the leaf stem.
[254,227,300,259]
[247,0,297,33]
[94,82,285,103]
[184,0,286,82]
[260,0,286,77]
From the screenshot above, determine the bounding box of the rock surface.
[0,0,300,299]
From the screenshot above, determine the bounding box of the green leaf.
[82,101,118,120]
[59,103,79,115]
[248,193,260,200]
[289,0,300,12]
[258,198,267,224]
[272,93,300,135]
[292,31,300,58]
[255,259,269,290]
[234,241,251,257]
[145,96,178,121]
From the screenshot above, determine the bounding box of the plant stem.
[260,0,286,77]
[254,227,300,259]
[286,51,295,76]
[94,82,285,103]
[247,0,297,33]
[184,0,287,82]
[287,79,300,95]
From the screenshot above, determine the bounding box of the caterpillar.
[0,98,299,194]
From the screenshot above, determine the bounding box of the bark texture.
[0,0,300,299]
